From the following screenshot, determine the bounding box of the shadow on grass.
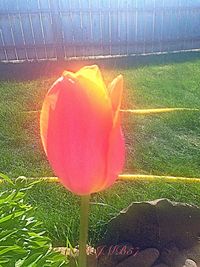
[1,50,200,81]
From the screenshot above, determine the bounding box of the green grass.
[1,52,200,246]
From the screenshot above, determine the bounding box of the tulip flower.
[40,65,125,267]
[40,65,125,195]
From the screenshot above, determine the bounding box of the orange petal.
[97,124,125,192]
[108,75,123,124]
[40,75,113,195]
[95,75,125,192]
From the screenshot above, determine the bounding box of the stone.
[97,243,138,267]
[183,259,197,267]
[97,255,115,267]
[167,251,187,267]
[68,254,97,267]
[98,199,200,251]
[153,264,169,267]
[55,246,97,267]
[160,242,180,265]
[87,254,97,267]
[160,242,187,267]
[116,248,159,267]
[53,246,68,255]
[98,200,159,249]
[183,243,200,265]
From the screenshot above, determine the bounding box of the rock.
[116,248,159,267]
[55,246,97,267]
[98,200,159,249]
[98,199,200,251]
[53,246,68,255]
[160,242,180,265]
[176,255,189,267]
[97,243,138,267]
[183,243,200,265]
[87,254,97,267]
[153,264,169,267]
[183,259,197,267]
[160,242,187,267]
[97,255,115,267]
[69,254,97,267]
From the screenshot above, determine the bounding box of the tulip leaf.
[0,173,14,185]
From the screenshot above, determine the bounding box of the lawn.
[0,52,200,246]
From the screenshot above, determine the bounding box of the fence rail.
[0,0,200,62]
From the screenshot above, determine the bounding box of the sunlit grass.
[0,52,200,246]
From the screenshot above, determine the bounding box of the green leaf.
[0,173,69,266]
[0,214,14,224]
[0,173,14,185]
[0,245,25,255]
[0,230,17,242]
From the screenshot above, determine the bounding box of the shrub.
[0,174,69,267]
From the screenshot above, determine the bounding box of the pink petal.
[40,75,113,195]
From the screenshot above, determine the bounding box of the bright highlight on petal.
[108,75,123,124]
[40,65,125,195]
[76,65,107,93]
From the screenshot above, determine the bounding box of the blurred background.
[1,0,200,62]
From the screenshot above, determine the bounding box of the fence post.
[50,0,65,60]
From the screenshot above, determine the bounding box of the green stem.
[78,195,90,267]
